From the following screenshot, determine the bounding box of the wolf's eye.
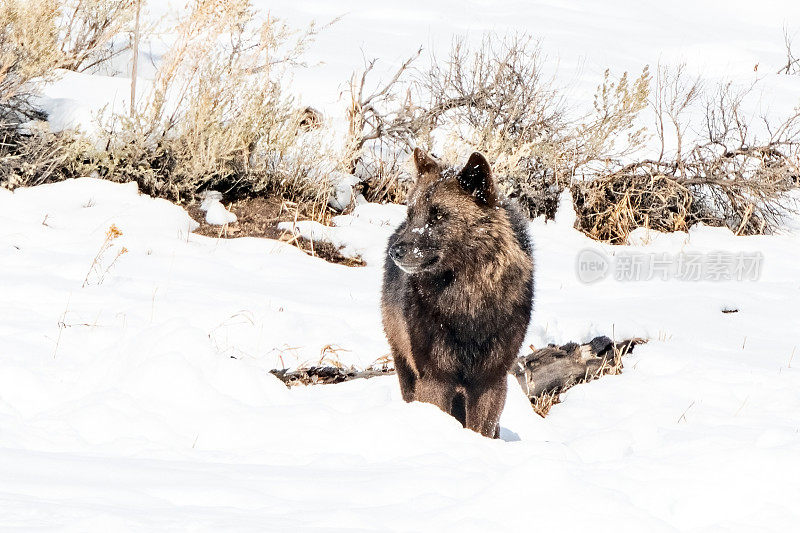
[429,207,446,223]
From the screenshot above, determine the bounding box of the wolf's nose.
[389,242,408,262]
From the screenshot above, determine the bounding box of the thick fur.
[381,149,534,438]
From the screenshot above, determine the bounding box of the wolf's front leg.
[414,375,460,423]
[465,378,507,438]
[393,353,417,402]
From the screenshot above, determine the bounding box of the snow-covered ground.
[5,0,800,530]
[2,176,800,531]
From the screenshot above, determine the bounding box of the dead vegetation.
[339,34,799,241]
[57,0,138,73]
[340,34,652,221]
[82,223,128,287]
[94,0,334,206]
[514,337,645,417]
[573,69,800,242]
[2,0,339,219]
[186,196,364,266]
[0,0,138,122]
[0,1,121,183]
[270,365,394,387]
[343,48,423,204]
[0,1,86,188]
[268,336,645,419]
[0,1,61,125]
[418,34,570,219]
[779,27,800,76]
[1,4,798,243]
[0,127,92,189]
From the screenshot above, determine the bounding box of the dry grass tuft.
[82,223,128,287]
[531,389,561,418]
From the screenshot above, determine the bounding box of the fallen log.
[512,336,646,399]
[269,337,646,409]
[270,365,394,387]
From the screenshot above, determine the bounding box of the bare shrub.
[573,69,800,242]
[344,49,422,204]
[650,63,702,164]
[341,33,573,210]
[0,0,62,125]
[94,0,333,208]
[420,34,564,146]
[412,33,651,220]
[57,0,138,73]
[417,33,568,217]
[504,65,652,220]
[0,126,92,189]
[354,148,411,205]
[413,44,796,241]
[778,26,800,75]
[346,49,422,168]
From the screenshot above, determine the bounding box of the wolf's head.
[388,148,502,275]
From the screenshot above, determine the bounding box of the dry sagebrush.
[1,0,137,123]
[2,0,337,215]
[573,67,800,242]
[2,4,798,241]
[1,0,135,189]
[0,0,61,126]
[0,126,92,189]
[95,0,334,207]
[58,0,138,73]
[340,33,798,240]
[416,33,649,220]
[0,1,94,190]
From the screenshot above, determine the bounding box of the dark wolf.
[381,148,534,438]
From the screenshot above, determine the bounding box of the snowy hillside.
[39,0,800,154]
[3,0,800,531]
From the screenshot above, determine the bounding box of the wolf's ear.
[413,147,439,177]
[457,152,495,205]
